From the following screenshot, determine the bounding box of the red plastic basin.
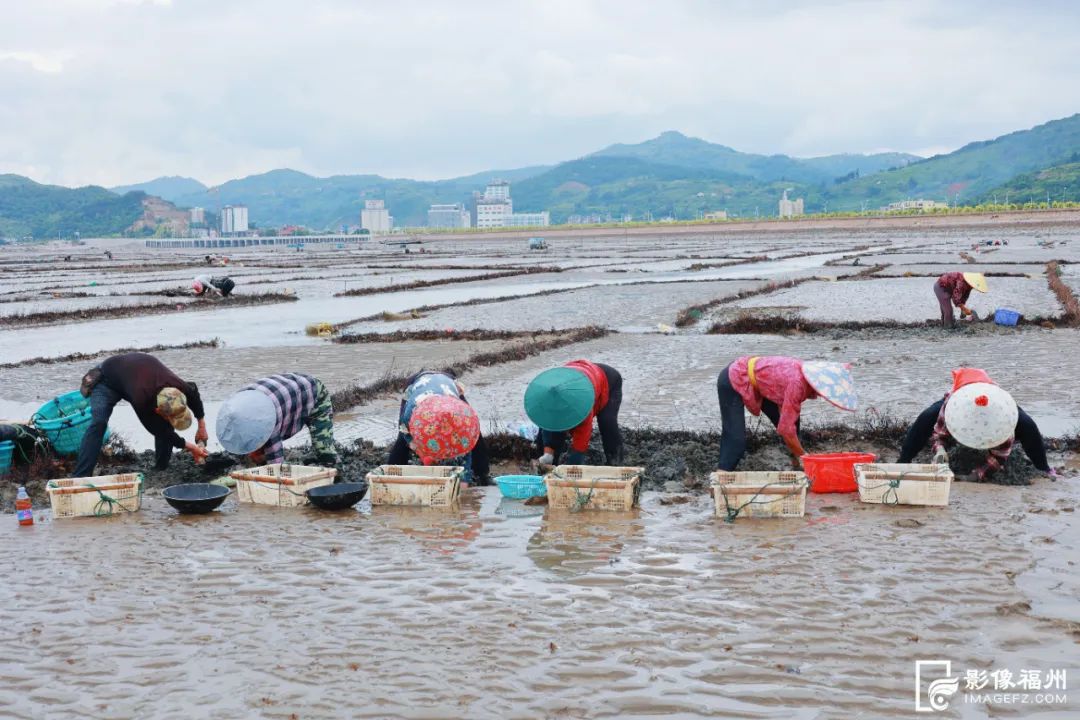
[802,452,877,493]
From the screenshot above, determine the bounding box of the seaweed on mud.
[0,339,221,370]
[706,311,1063,336]
[674,276,816,327]
[1045,261,1080,326]
[0,293,297,329]
[330,326,609,410]
[333,267,562,298]
[334,328,559,344]
[687,256,767,271]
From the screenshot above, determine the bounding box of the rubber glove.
[538,452,554,466]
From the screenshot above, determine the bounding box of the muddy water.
[2,480,1076,718]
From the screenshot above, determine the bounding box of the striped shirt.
[931,392,1014,481]
[244,373,321,464]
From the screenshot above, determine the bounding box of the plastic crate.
[0,440,13,475]
[31,391,110,456]
[994,308,1021,326]
[230,464,336,507]
[366,465,462,506]
[802,452,876,493]
[709,471,808,520]
[494,474,547,500]
[855,463,953,506]
[544,465,643,511]
[46,473,143,518]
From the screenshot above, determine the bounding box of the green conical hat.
[524,367,594,432]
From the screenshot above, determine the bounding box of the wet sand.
[1,480,1076,719]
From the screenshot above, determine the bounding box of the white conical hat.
[943,383,1017,449]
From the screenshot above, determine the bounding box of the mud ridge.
[1046,261,1080,326]
[330,326,609,410]
[0,293,297,328]
[0,339,222,370]
[706,313,1060,336]
[333,267,563,297]
[5,416,1055,510]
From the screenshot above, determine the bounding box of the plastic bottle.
[15,486,33,526]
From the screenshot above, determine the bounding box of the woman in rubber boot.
[935,272,987,327]
[387,370,488,486]
[897,367,1055,481]
[524,360,624,467]
[716,356,857,471]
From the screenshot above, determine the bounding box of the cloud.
[0,0,1077,186]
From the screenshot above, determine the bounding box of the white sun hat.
[943,382,1018,449]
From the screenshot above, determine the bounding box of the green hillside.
[591,131,918,184]
[111,176,207,202]
[977,157,1080,204]
[168,164,553,228]
[817,114,1080,211]
[0,175,146,238]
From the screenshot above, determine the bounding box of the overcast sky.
[1,0,1078,188]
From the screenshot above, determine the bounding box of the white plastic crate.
[709,470,808,520]
[855,463,953,506]
[366,465,462,506]
[544,465,643,511]
[46,473,143,518]
[230,464,336,507]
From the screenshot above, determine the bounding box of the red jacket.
[937,272,973,306]
[565,360,609,452]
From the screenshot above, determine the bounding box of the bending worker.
[524,360,624,466]
[898,368,1056,481]
[192,274,235,297]
[216,373,337,466]
[75,353,208,476]
[935,271,987,327]
[717,356,857,470]
[388,370,488,486]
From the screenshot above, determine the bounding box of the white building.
[778,190,804,218]
[477,198,512,228]
[504,211,550,227]
[883,199,949,212]
[220,205,249,234]
[483,180,511,201]
[428,203,472,229]
[361,199,392,234]
[190,207,205,225]
[473,179,552,228]
[704,210,728,221]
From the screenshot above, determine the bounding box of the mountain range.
[2,113,1079,237]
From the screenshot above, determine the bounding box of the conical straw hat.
[943,383,1017,449]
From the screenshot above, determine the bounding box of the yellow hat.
[962,272,988,293]
[157,387,193,430]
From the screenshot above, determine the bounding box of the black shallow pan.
[163,483,230,514]
[307,481,368,510]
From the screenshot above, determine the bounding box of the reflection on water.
[527,508,643,576]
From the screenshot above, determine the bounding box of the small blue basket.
[495,474,547,500]
[994,308,1021,326]
[0,440,13,475]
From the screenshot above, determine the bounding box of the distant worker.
[104,250,113,260]
[524,360,624,466]
[717,356,857,471]
[935,271,987,328]
[192,274,235,297]
[75,353,208,476]
[216,373,337,466]
[898,368,1055,481]
[388,370,488,486]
